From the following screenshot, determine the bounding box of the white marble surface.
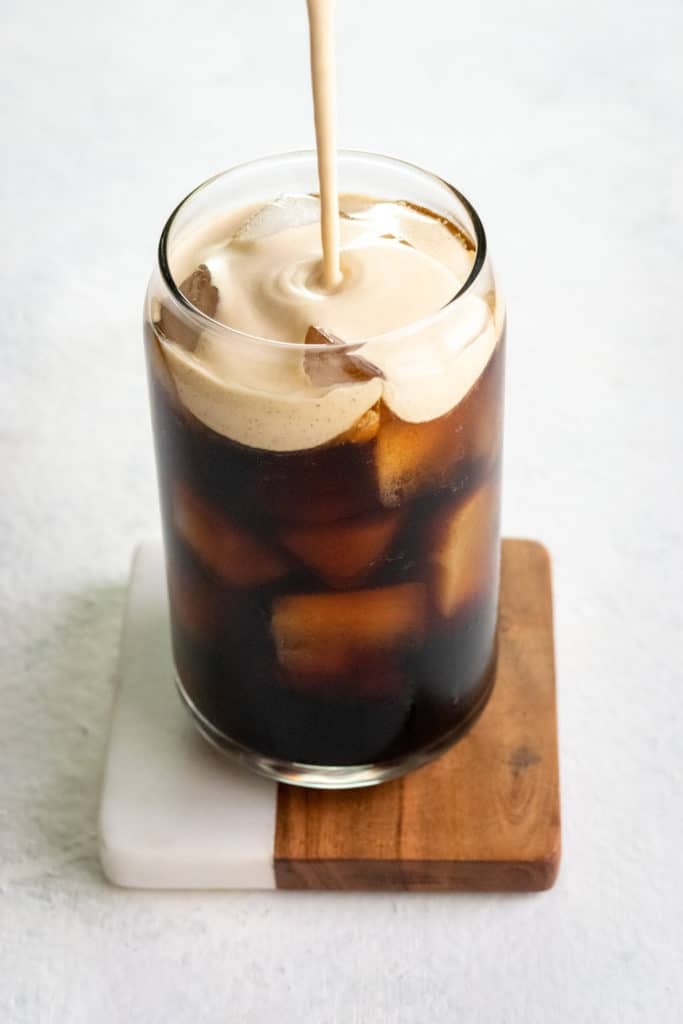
[99,543,279,891]
[1,0,682,1020]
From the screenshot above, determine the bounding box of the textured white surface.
[1,0,682,1021]
[99,543,277,890]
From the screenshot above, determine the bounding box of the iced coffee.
[144,149,505,787]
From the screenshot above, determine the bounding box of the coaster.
[99,539,560,891]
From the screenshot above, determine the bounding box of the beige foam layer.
[155,196,498,452]
[163,338,384,452]
[171,198,472,343]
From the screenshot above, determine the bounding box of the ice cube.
[428,483,500,618]
[335,404,381,445]
[281,509,402,587]
[166,559,228,642]
[304,326,385,388]
[282,653,409,701]
[374,406,467,507]
[233,194,321,242]
[341,198,474,280]
[271,582,426,676]
[180,264,218,317]
[157,264,219,351]
[374,334,504,506]
[338,195,376,218]
[173,481,289,587]
[371,296,498,427]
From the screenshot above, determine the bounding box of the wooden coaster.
[275,539,560,891]
[99,539,560,892]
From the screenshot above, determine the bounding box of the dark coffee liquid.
[146,324,504,767]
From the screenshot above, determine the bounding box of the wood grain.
[274,539,561,891]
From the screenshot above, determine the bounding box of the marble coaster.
[99,542,278,889]
[99,539,560,891]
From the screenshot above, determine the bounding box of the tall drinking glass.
[144,151,505,788]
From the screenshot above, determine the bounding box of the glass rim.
[156,149,488,351]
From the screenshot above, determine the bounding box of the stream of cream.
[306,0,342,289]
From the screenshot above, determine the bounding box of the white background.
[1,0,682,1020]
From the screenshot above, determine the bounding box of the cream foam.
[153,195,499,452]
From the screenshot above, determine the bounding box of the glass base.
[175,669,496,790]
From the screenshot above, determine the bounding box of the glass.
[144,151,505,788]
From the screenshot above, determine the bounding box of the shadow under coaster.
[99,539,560,892]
